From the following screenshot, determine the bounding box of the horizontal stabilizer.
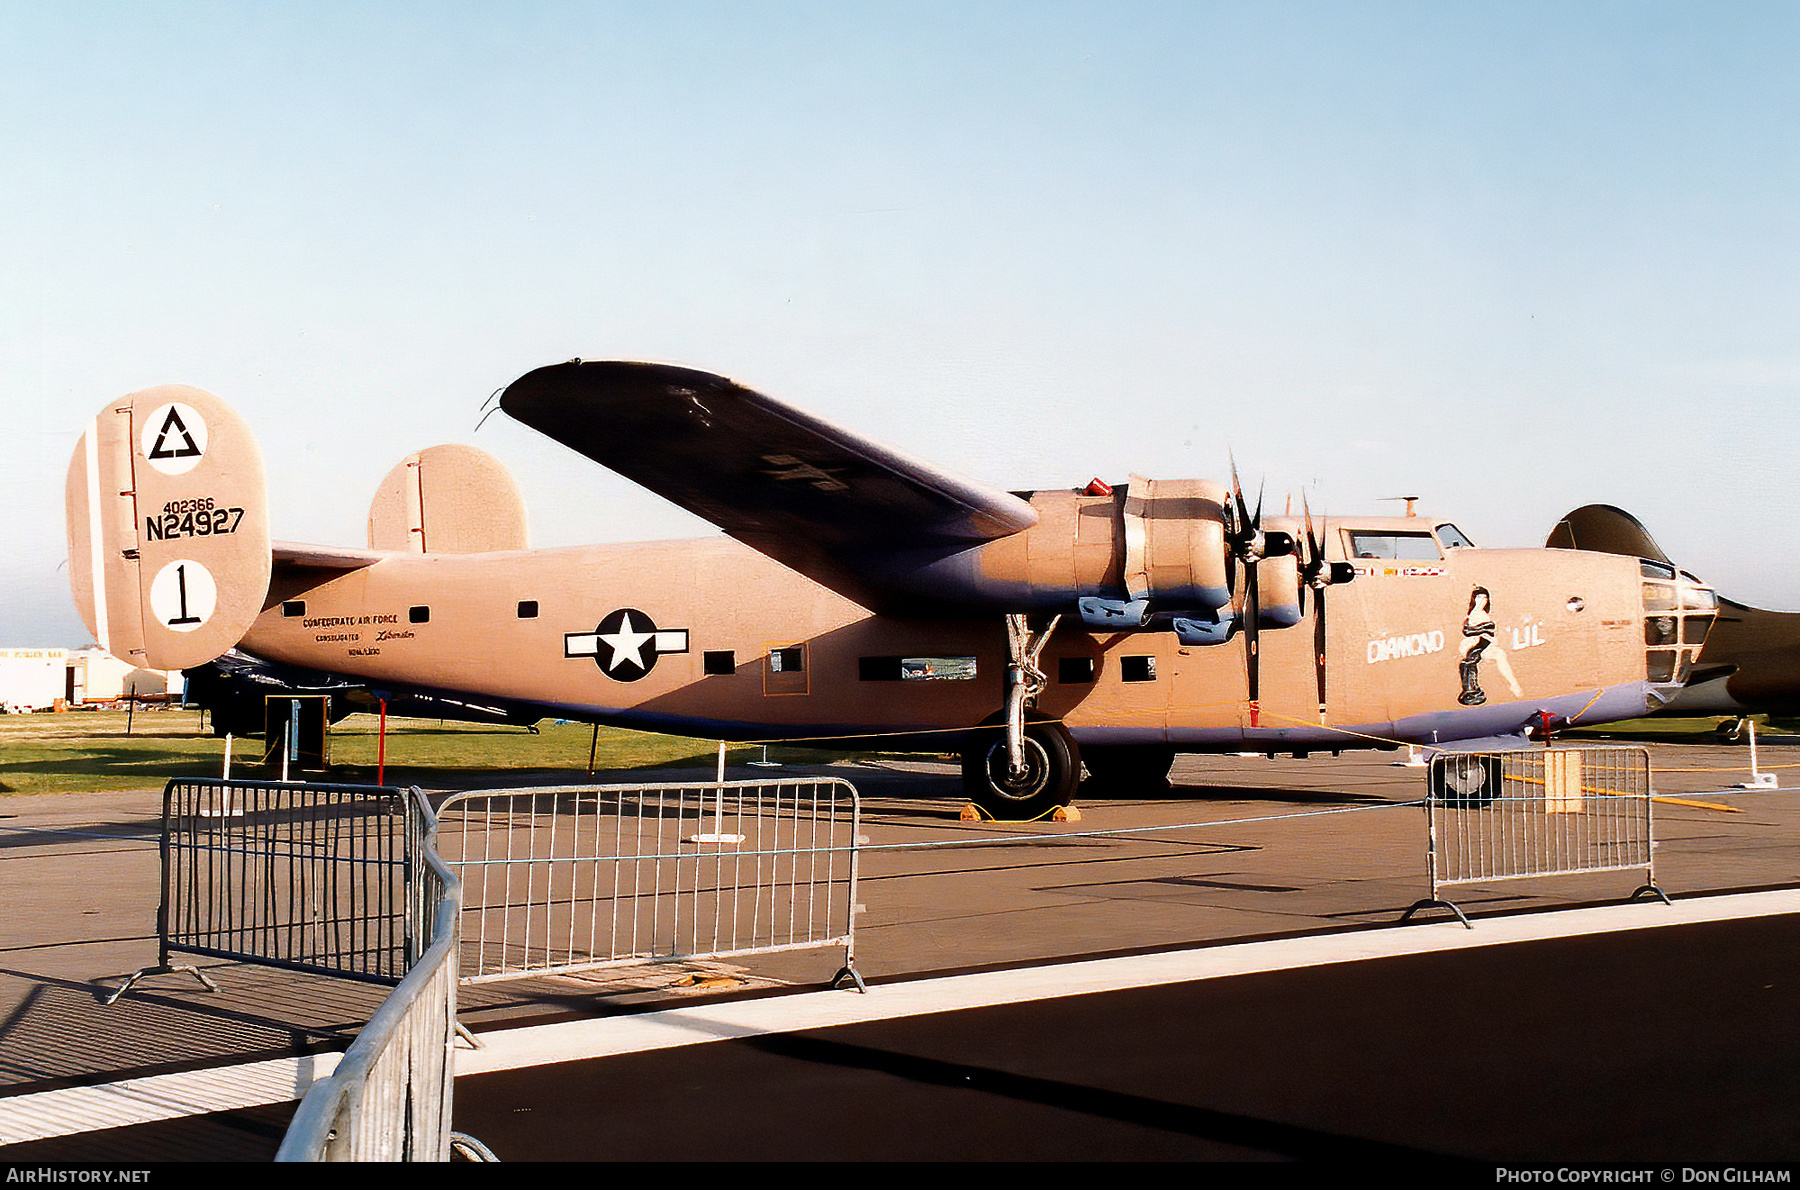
[272,542,388,571]
[368,444,528,553]
[500,360,1038,608]
[65,386,272,670]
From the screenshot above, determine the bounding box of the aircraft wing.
[500,360,1040,610]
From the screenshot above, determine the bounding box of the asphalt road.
[450,912,1800,1163]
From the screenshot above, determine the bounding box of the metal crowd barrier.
[108,779,418,1003]
[435,778,864,991]
[277,786,464,1161]
[1403,745,1664,927]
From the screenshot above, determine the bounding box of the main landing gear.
[961,718,1081,820]
[960,614,1081,820]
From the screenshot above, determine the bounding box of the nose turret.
[1642,561,1718,694]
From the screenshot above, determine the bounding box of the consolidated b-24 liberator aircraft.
[66,361,1719,817]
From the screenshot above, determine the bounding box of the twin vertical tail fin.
[65,386,272,671]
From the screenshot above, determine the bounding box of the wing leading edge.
[499,360,1039,610]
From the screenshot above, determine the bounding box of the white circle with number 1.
[149,560,217,632]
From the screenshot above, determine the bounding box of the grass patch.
[0,708,866,796]
[1567,713,1800,743]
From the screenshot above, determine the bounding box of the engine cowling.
[1256,516,1303,628]
[891,478,1255,630]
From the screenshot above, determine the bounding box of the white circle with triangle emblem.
[141,402,209,476]
[149,560,217,632]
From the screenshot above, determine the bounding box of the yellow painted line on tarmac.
[1653,797,1744,813]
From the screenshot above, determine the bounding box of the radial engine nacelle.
[891,480,1323,638]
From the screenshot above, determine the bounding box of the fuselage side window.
[1120,655,1156,682]
[1059,656,1097,684]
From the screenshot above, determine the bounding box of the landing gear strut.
[961,614,1079,819]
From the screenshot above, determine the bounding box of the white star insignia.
[598,612,656,673]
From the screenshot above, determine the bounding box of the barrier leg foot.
[829,960,868,994]
[1400,898,1472,929]
[454,1021,485,1050]
[1628,882,1673,906]
[102,963,221,1005]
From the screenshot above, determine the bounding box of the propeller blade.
[1229,456,1252,544]
[1224,455,1282,728]
[1302,492,1320,567]
[1244,556,1262,724]
[1300,491,1328,721]
[1313,592,1328,723]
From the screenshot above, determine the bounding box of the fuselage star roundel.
[66,361,1718,817]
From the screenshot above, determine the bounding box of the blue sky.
[6,1,1799,645]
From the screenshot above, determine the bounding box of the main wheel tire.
[961,721,1080,820]
[1082,744,1176,793]
[1430,753,1501,808]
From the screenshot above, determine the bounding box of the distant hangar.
[0,647,183,713]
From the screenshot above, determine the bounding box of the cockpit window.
[1346,531,1443,561]
[1434,523,1475,549]
[1682,586,1718,611]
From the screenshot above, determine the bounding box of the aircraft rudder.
[1545,504,1671,564]
[64,385,272,671]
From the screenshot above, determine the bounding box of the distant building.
[0,647,184,711]
[0,649,68,712]
[69,648,184,704]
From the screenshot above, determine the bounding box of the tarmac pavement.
[0,737,1796,1160]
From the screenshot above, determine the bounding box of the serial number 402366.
[145,499,245,541]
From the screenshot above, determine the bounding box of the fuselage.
[241,517,1701,752]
